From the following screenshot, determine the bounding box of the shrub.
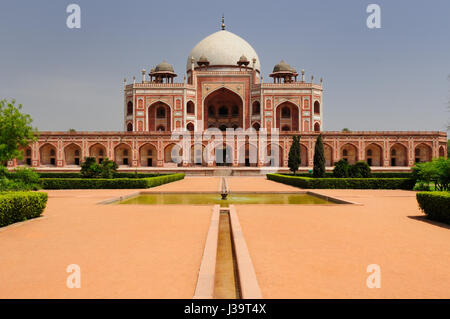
[80,157,102,178]
[12,167,41,189]
[350,161,371,178]
[0,192,48,227]
[413,181,430,191]
[412,158,450,191]
[267,173,415,190]
[416,192,450,224]
[0,166,41,191]
[40,173,185,189]
[0,165,8,178]
[333,160,349,178]
[100,158,118,179]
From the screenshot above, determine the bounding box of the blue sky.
[0,0,449,132]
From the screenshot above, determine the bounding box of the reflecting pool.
[119,193,333,207]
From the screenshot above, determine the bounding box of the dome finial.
[221,14,225,30]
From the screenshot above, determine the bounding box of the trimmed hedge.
[280,172,413,179]
[371,172,413,179]
[112,172,163,179]
[37,172,82,179]
[267,173,416,190]
[36,172,165,179]
[416,192,450,224]
[0,192,48,227]
[40,173,185,189]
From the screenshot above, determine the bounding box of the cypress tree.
[313,134,326,177]
[288,135,301,175]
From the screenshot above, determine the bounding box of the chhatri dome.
[186,16,261,72]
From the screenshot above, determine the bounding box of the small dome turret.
[197,55,210,70]
[272,60,292,73]
[198,55,209,63]
[237,54,250,68]
[154,61,175,73]
[149,61,177,84]
[270,60,298,83]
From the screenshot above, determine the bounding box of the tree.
[342,128,351,132]
[0,99,38,165]
[333,159,349,178]
[350,161,371,178]
[413,158,450,191]
[288,135,301,175]
[100,158,118,179]
[313,134,326,177]
[80,157,102,178]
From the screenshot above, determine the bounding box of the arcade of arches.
[10,133,446,169]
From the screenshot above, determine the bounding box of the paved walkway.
[0,176,449,298]
[0,187,212,298]
[235,188,450,298]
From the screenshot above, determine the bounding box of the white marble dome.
[186,30,260,71]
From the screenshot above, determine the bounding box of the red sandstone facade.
[9,25,447,172]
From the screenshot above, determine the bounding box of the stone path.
[0,188,212,298]
[235,188,450,298]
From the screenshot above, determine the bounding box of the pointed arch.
[341,143,358,164]
[114,143,132,166]
[39,143,57,166]
[214,143,234,166]
[64,143,82,166]
[203,87,244,130]
[89,143,107,164]
[164,143,182,165]
[238,140,258,167]
[323,143,333,166]
[17,146,32,166]
[186,122,195,132]
[186,100,195,114]
[252,122,261,131]
[139,143,157,167]
[365,143,383,167]
[314,101,320,115]
[414,143,432,163]
[148,101,171,132]
[191,143,206,166]
[439,145,445,158]
[252,100,260,115]
[266,143,283,167]
[314,122,320,132]
[276,101,299,131]
[390,143,407,166]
